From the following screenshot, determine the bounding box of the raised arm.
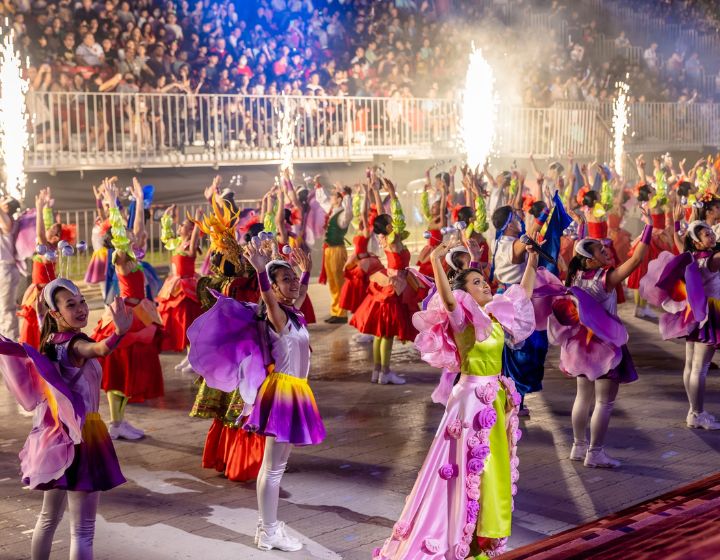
[189,208,202,258]
[291,247,312,310]
[35,189,49,246]
[607,210,652,289]
[430,242,457,312]
[244,242,287,332]
[131,177,146,249]
[519,245,539,298]
[275,187,288,245]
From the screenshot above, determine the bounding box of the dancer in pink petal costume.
[374,240,538,560]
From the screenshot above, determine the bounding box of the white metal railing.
[25,92,459,172]
[22,91,720,174]
[23,92,620,172]
[554,101,720,148]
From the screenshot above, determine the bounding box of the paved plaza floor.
[0,286,719,559]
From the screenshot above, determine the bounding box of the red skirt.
[339,264,369,313]
[201,418,265,482]
[299,293,316,324]
[18,284,43,349]
[349,282,418,342]
[157,276,202,352]
[417,259,434,277]
[92,301,164,402]
[627,230,676,290]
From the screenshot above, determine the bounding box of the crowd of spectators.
[1,0,719,107]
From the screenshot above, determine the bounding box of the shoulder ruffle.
[485,284,535,346]
[187,291,270,406]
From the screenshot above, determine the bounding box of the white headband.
[265,259,292,275]
[445,246,469,271]
[42,278,81,311]
[687,220,709,243]
[574,238,596,259]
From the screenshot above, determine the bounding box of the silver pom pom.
[58,240,70,250]
[62,245,74,257]
[423,231,431,239]
[259,232,269,241]
[45,249,57,262]
[681,196,687,205]
[77,241,87,252]
[36,244,47,255]
[251,235,261,246]
[455,221,467,230]
[282,245,293,255]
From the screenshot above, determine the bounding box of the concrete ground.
[0,285,719,560]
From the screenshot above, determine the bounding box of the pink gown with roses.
[374,285,534,560]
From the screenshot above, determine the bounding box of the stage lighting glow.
[612,80,630,178]
[460,45,497,170]
[277,95,297,177]
[0,30,29,201]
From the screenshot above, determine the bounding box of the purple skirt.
[84,250,108,285]
[32,413,125,492]
[687,298,720,346]
[596,345,638,384]
[244,372,325,446]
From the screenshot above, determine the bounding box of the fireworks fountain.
[460,45,498,171]
[0,26,29,201]
[277,95,298,178]
[612,80,630,178]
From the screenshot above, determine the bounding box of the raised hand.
[430,242,451,262]
[465,237,484,262]
[131,177,144,200]
[243,241,269,272]
[109,297,133,335]
[291,247,311,273]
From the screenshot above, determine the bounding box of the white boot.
[371,369,380,383]
[687,410,720,430]
[584,447,621,468]
[257,522,302,552]
[379,371,406,385]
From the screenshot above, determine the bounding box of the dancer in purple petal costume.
[640,219,720,430]
[374,240,537,560]
[551,211,652,469]
[0,278,130,559]
[188,241,324,553]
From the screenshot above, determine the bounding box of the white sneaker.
[379,371,406,385]
[642,306,657,319]
[371,369,380,383]
[569,441,588,461]
[254,520,261,545]
[109,421,144,440]
[584,447,621,468]
[687,411,720,430]
[257,522,303,552]
[179,363,196,375]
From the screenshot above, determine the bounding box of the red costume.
[627,213,677,290]
[339,235,384,313]
[350,248,419,341]
[18,259,56,349]
[92,268,164,402]
[156,255,202,352]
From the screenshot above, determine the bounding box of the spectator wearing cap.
[75,32,104,66]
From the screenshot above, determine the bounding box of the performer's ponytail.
[565,255,591,287]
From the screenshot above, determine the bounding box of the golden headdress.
[189,197,242,269]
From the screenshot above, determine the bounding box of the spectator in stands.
[75,32,104,67]
[643,42,659,72]
[614,31,630,49]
